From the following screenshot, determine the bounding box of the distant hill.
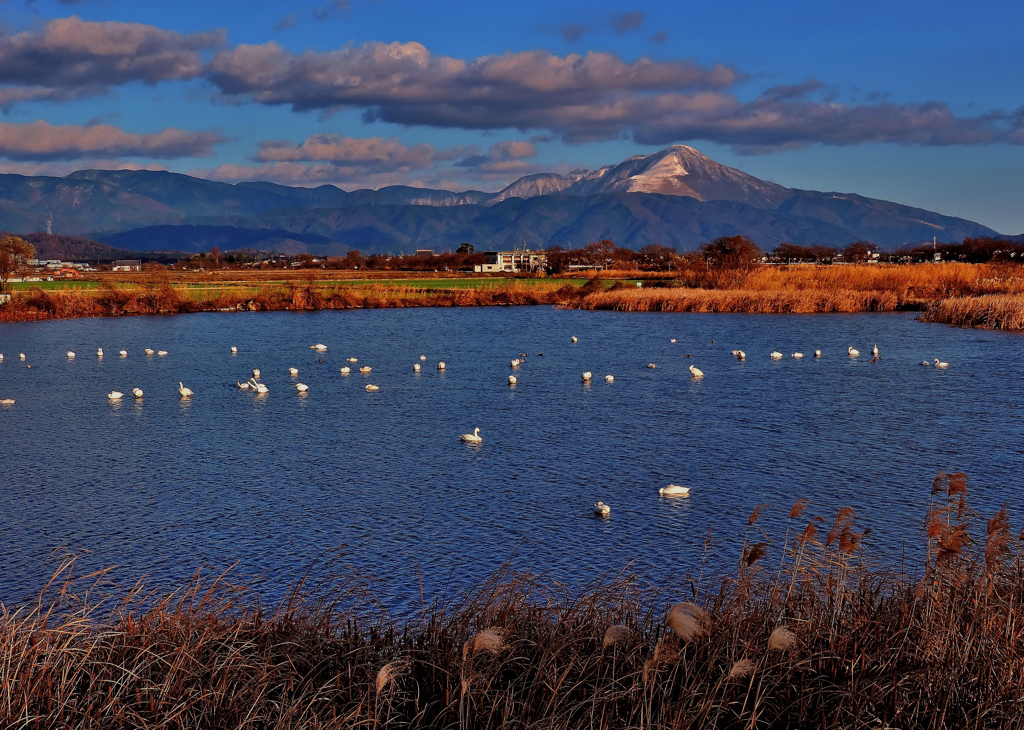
[8,232,126,261]
[0,146,1008,254]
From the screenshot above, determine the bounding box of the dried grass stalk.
[376,659,410,694]
[768,626,798,652]
[602,624,630,648]
[667,602,707,642]
[727,658,755,680]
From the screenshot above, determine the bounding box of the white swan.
[231,346,237,353]
[689,364,704,378]
[593,501,611,517]
[508,375,517,385]
[252,379,268,393]
[0,398,14,405]
[296,383,309,392]
[871,344,879,356]
[437,361,446,370]
[647,363,657,369]
[157,350,168,356]
[132,387,143,399]
[19,353,25,361]
[413,363,421,372]
[605,374,614,382]
[792,352,804,359]
[920,360,931,366]
[571,336,578,343]
[670,338,676,343]
[814,349,822,358]
[66,351,75,359]
[510,359,520,368]
[178,382,193,398]
[460,427,482,443]
[288,367,298,375]
[97,348,103,357]
[108,391,123,400]
[144,349,154,355]
[119,350,127,357]
[732,350,746,360]
[581,371,593,381]
[237,380,250,389]
[312,343,328,351]
[934,359,949,369]
[252,368,260,379]
[0,354,3,361]
[770,351,783,359]
[848,347,860,357]
[359,365,372,373]
[347,357,358,362]
[420,355,426,361]
[365,384,380,392]
[659,484,690,496]
[340,366,351,374]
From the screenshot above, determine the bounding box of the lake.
[1,307,1021,611]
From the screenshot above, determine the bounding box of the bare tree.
[0,236,36,295]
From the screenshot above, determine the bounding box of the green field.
[8,280,99,291]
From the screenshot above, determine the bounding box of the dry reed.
[5,473,1024,728]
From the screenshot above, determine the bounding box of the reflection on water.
[0,307,1023,611]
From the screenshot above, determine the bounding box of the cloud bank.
[0,120,225,161]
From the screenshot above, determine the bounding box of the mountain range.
[1,145,1013,258]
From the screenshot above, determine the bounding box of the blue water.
[0,308,1021,610]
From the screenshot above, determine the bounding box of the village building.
[473,250,547,274]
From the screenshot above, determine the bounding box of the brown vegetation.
[3,473,1023,728]
[919,294,1024,330]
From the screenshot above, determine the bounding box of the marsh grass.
[919,294,1024,329]
[5,472,1024,728]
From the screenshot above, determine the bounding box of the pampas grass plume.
[667,602,707,642]
[603,624,630,648]
[464,627,506,658]
[727,658,755,680]
[768,626,797,652]
[375,659,409,694]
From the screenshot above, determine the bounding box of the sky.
[0,0,1021,232]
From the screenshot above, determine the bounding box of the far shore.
[2,263,1024,330]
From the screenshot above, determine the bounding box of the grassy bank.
[4,264,1024,328]
[3,473,1024,728]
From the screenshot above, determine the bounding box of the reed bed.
[5,473,1024,728]
[577,286,907,313]
[919,294,1024,330]
[0,280,560,322]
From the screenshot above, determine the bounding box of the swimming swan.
[145,349,154,356]
[593,501,611,516]
[871,344,879,356]
[365,384,380,392]
[647,363,657,369]
[119,350,128,357]
[312,343,328,351]
[581,371,592,381]
[132,388,143,398]
[770,351,783,359]
[814,349,822,358]
[288,367,298,375]
[340,366,351,374]
[437,362,446,370]
[934,359,949,369]
[460,427,482,443]
[792,352,804,359]
[413,363,421,371]
[231,346,238,353]
[605,374,614,382]
[420,355,427,361]
[347,357,358,362]
[252,368,260,379]
[670,338,677,343]
[659,484,690,496]
[66,351,75,359]
[157,351,168,356]
[108,391,123,400]
[732,350,746,360]
[0,398,14,405]
[571,336,578,343]
[921,360,931,366]
[97,348,103,357]
[359,366,372,373]
[296,383,309,392]
[848,347,860,357]
[178,382,193,398]
[237,381,250,389]
[689,364,704,378]
[508,375,517,385]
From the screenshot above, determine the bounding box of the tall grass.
[4,473,1024,728]
[919,294,1024,330]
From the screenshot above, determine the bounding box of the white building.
[474,250,547,274]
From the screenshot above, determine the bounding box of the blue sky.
[0,0,1021,232]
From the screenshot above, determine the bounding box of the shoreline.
[3,474,1020,728]
[3,263,1024,329]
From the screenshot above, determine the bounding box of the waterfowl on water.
[670,338,676,343]
[120,350,128,357]
[460,427,482,443]
[571,336,578,343]
[0,398,14,405]
[437,361,446,370]
[921,360,931,366]
[792,352,804,359]
[296,383,309,392]
[934,359,949,369]
[659,484,690,496]
[178,382,193,398]
[157,351,168,356]
[510,359,520,367]
[593,501,611,517]
[770,351,783,359]
[689,364,704,378]
[814,349,822,358]
[581,371,592,381]
[237,381,250,389]
[732,350,746,360]
[413,363,421,371]
[66,351,75,359]
[97,348,103,357]
[365,384,380,392]
[848,347,860,357]
[508,375,517,385]
[871,344,879,356]
[132,388,143,399]
[19,353,25,361]
[231,346,237,353]
[359,366,372,373]
[340,367,351,374]
[347,357,358,362]
[420,355,427,361]
[647,363,657,369]
[252,368,261,379]
[251,379,268,393]
[288,367,298,375]
[605,374,614,382]
[145,349,154,356]
[312,343,327,351]
[108,391,123,400]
